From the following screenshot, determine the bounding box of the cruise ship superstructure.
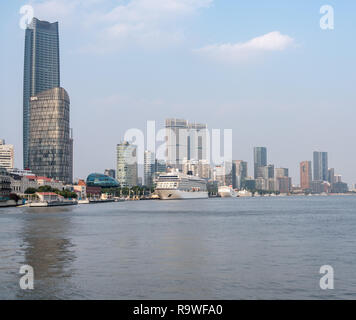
[156,172,208,200]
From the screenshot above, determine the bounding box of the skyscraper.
[165,118,208,169]
[116,141,138,187]
[104,169,116,179]
[313,151,328,181]
[300,161,312,190]
[23,18,60,169]
[28,88,73,184]
[253,147,267,179]
[232,160,248,189]
[0,140,14,170]
[144,150,155,187]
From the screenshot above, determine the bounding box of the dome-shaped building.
[86,173,119,188]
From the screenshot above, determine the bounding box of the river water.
[0,196,356,299]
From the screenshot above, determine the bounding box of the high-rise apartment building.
[116,141,138,187]
[300,161,312,191]
[275,168,289,178]
[313,151,328,181]
[328,168,335,184]
[0,140,14,170]
[144,150,155,187]
[232,160,248,189]
[165,119,208,169]
[104,169,116,179]
[23,18,60,169]
[28,88,73,184]
[254,147,267,179]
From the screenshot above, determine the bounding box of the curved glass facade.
[28,87,73,184]
[86,173,119,188]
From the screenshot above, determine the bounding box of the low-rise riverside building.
[10,174,64,195]
[0,168,11,203]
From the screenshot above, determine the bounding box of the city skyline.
[1,1,355,184]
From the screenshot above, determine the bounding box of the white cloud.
[30,0,213,52]
[194,31,295,63]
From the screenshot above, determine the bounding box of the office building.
[116,141,138,187]
[0,140,14,170]
[23,18,60,169]
[144,150,155,187]
[0,168,11,202]
[28,87,73,184]
[104,169,116,179]
[275,168,289,178]
[328,168,335,184]
[232,160,248,189]
[313,151,328,181]
[300,161,312,191]
[165,118,208,169]
[254,147,267,179]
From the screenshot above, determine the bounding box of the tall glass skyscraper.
[253,147,267,179]
[313,151,328,181]
[23,18,60,169]
[28,88,73,184]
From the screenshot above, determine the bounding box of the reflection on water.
[1,196,356,299]
[16,207,77,299]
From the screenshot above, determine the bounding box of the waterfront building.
[311,180,330,194]
[165,118,208,169]
[86,173,119,188]
[244,178,256,191]
[328,168,335,184]
[254,147,267,179]
[73,180,87,199]
[28,87,73,184]
[116,141,138,187]
[0,168,11,202]
[258,164,274,180]
[276,176,292,194]
[144,150,155,187]
[213,165,226,186]
[300,161,312,191]
[104,169,116,179]
[0,140,14,170]
[232,160,248,189]
[331,182,348,193]
[255,177,268,191]
[10,174,64,195]
[182,159,211,179]
[313,151,328,181]
[23,18,60,169]
[275,168,289,178]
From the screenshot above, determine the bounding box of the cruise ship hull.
[157,189,208,200]
[218,186,238,198]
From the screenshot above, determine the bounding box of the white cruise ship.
[156,172,208,200]
[218,186,238,198]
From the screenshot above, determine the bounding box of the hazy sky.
[1,0,355,184]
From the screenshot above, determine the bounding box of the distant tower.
[144,150,155,187]
[300,161,312,190]
[253,147,267,179]
[23,18,60,169]
[0,140,14,170]
[28,88,73,184]
[313,151,328,181]
[165,118,208,170]
[116,141,138,187]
